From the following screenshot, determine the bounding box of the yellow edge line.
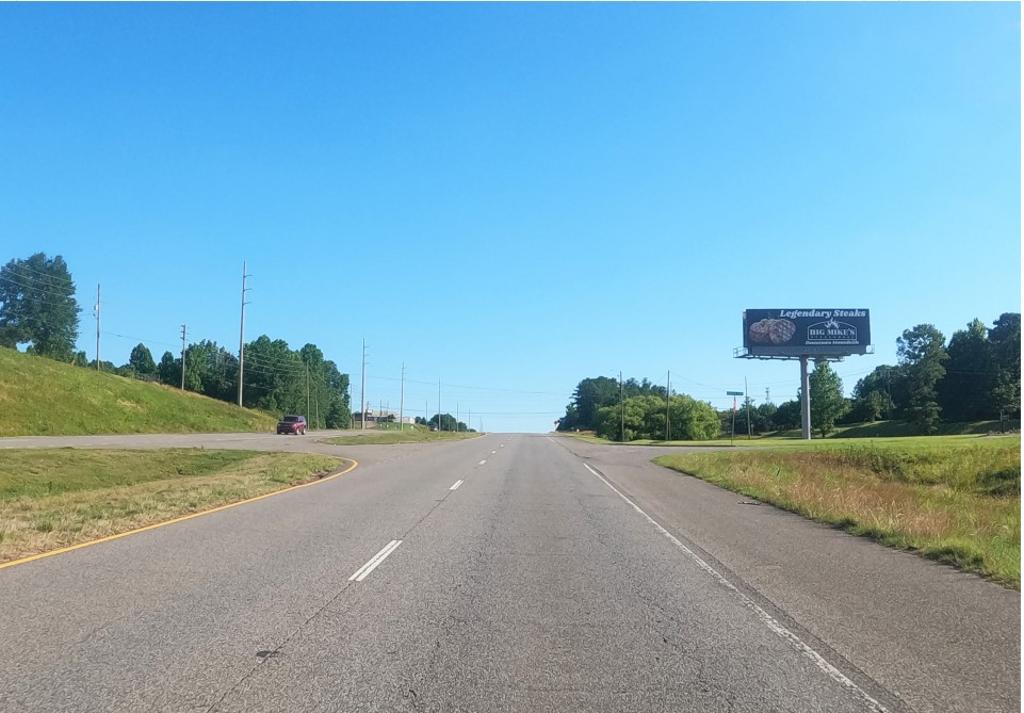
[0,457,360,572]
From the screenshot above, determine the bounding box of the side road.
[557,436,1020,713]
[0,430,435,468]
[0,430,361,452]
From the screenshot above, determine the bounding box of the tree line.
[748,315,1020,436]
[0,252,352,427]
[558,313,1020,440]
[557,376,719,441]
[416,414,474,432]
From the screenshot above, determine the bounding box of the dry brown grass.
[656,438,1020,587]
[0,450,341,563]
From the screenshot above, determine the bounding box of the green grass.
[562,419,1019,447]
[770,419,1019,439]
[0,347,277,435]
[654,436,1021,587]
[324,427,481,445]
[0,448,341,562]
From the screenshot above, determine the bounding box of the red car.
[276,414,307,435]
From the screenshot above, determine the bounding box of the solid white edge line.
[450,479,464,490]
[478,459,487,465]
[581,462,889,713]
[349,540,401,582]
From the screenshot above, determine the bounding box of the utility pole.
[306,364,311,425]
[237,260,251,407]
[94,284,101,370]
[456,402,460,432]
[765,386,771,404]
[360,339,367,430]
[731,397,737,446]
[438,379,442,431]
[800,356,812,440]
[314,391,320,429]
[619,370,625,442]
[665,370,671,442]
[399,362,405,432]
[180,324,187,390]
[745,376,752,439]
[425,399,428,428]
[467,407,471,433]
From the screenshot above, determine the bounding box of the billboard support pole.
[800,355,812,440]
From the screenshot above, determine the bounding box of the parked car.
[277,414,307,435]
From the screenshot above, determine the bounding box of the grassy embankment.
[567,418,1018,447]
[0,347,277,436]
[654,435,1021,587]
[0,448,342,563]
[325,423,480,445]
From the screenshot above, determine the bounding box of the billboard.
[742,309,871,356]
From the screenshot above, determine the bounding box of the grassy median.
[654,436,1020,587]
[0,449,341,563]
[324,429,480,445]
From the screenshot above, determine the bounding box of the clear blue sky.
[1,3,1019,432]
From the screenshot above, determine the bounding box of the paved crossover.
[0,433,1018,712]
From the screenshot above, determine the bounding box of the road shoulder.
[554,435,1021,713]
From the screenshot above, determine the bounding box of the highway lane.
[559,436,1021,713]
[0,433,493,712]
[0,433,1017,712]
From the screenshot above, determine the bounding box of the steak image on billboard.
[742,309,871,356]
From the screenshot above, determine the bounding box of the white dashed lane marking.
[450,480,464,490]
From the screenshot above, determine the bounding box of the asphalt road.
[0,433,1018,712]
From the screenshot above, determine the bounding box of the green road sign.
[726,391,744,396]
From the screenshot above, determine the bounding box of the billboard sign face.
[742,309,871,356]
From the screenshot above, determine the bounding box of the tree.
[988,313,1021,417]
[429,413,460,431]
[594,393,718,441]
[852,364,904,421]
[559,376,621,431]
[0,253,80,360]
[897,324,948,433]
[753,402,778,433]
[809,360,847,437]
[157,351,179,386]
[667,395,720,440]
[128,343,157,376]
[938,319,994,422]
[773,400,802,430]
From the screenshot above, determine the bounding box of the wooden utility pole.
[237,261,251,407]
[94,284,101,370]
[745,376,752,439]
[619,370,625,442]
[360,339,367,430]
[399,363,405,432]
[665,370,671,441]
[180,324,187,390]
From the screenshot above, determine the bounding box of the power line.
[4,263,71,287]
[0,274,72,299]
